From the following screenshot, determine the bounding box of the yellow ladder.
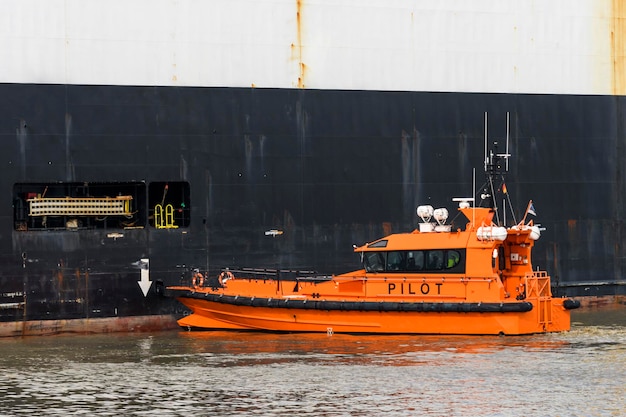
[154,204,178,229]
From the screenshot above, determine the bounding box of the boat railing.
[524,270,553,326]
[524,271,551,298]
[226,267,333,282]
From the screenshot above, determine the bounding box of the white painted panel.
[0,0,619,94]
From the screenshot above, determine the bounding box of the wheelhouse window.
[406,251,424,271]
[386,251,406,271]
[427,250,444,270]
[13,182,146,231]
[363,249,465,273]
[364,252,386,272]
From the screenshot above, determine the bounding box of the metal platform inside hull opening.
[27,196,133,217]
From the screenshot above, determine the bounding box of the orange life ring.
[192,271,204,288]
[218,270,234,286]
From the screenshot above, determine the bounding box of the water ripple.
[0,310,624,416]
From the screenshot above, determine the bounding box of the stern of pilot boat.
[520,271,581,333]
[500,269,579,333]
[544,296,581,332]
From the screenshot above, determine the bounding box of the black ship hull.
[1,83,625,334]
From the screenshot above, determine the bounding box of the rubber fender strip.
[171,290,534,313]
[563,298,581,310]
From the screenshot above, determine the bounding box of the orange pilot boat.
[165,122,580,335]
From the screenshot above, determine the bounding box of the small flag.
[528,202,536,216]
[502,183,508,194]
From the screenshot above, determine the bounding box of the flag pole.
[521,200,533,225]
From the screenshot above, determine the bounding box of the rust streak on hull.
[612,0,626,94]
[0,315,179,337]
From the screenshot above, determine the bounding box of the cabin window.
[13,182,146,231]
[406,251,424,271]
[427,250,444,270]
[364,252,386,272]
[148,182,190,228]
[386,251,406,271]
[368,240,388,248]
[362,249,465,273]
[446,250,461,269]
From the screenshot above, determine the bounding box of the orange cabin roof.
[355,207,497,252]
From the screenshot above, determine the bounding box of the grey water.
[0,309,624,416]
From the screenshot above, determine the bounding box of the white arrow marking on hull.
[137,258,152,297]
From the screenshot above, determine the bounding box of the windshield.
[362,249,463,273]
[363,252,385,272]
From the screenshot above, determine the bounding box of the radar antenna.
[481,112,517,226]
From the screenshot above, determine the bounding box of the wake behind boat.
[165,115,580,335]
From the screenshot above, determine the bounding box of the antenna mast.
[484,112,488,172]
[505,112,510,172]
